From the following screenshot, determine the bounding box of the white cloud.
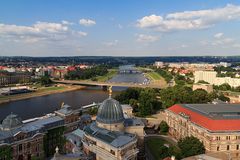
[103,40,118,47]
[214,33,224,39]
[0,21,87,43]
[79,19,96,26]
[78,31,88,37]
[136,34,159,43]
[61,20,74,25]
[200,33,240,49]
[137,4,240,32]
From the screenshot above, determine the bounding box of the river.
[0,65,146,121]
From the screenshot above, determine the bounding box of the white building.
[194,71,240,88]
[154,61,164,68]
[219,62,231,67]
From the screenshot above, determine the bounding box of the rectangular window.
[217,146,219,151]
[237,145,239,150]
[227,145,230,150]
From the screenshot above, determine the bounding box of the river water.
[0,65,146,121]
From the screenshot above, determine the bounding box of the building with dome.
[82,87,145,160]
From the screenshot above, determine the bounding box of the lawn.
[95,69,117,82]
[147,72,162,80]
[38,86,66,92]
[146,137,180,160]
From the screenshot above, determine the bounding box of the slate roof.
[84,122,136,148]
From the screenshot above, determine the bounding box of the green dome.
[96,98,124,124]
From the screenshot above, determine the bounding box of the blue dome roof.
[96,98,124,124]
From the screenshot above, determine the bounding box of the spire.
[61,102,64,108]
[108,86,112,98]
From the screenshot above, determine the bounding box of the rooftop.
[168,104,240,132]
[0,114,64,143]
[182,104,240,119]
[55,104,73,116]
[84,122,136,148]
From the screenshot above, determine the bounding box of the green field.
[39,86,66,92]
[95,69,117,82]
[147,72,162,80]
[146,137,180,160]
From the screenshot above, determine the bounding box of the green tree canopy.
[159,121,169,134]
[178,136,205,158]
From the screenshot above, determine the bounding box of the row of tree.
[159,85,229,108]
[115,86,230,116]
[64,65,108,80]
[115,88,161,116]
[213,83,240,92]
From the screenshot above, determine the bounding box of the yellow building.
[165,104,240,159]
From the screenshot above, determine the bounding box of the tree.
[178,136,205,158]
[159,121,169,134]
[39,75,52,86]
[129,98,138,112]
[192,89,209,103]
[218,93,230,102]
[197,80,209,84]
[216,83,232,91]
[64,65,108,80]
[138,88,161,116]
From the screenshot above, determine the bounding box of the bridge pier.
[101,85,108,91]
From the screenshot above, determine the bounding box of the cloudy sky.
[1,0,240,57]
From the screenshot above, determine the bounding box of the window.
[237,145,239,150]
[226,136,230,140]
[227,145,230,150]
[18,144,23,152]
[27,142,31,149]
[216,136,221,140]
[217,146,219,151]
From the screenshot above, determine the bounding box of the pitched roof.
[168,104,240,132]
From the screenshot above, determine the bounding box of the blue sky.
[0,0,240,57]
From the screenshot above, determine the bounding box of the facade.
[194,71,240,87]
[82,91,144,160]
[165,104,240,157]
[0,72,31,86]
[0,113,65,160]
[55,103,80,133]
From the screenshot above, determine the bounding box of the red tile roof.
[168,104,240,131]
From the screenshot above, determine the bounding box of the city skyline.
[1,0,240,57]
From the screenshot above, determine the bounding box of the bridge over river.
[53,80,165,89]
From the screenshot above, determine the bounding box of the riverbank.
[0,85,85,104]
